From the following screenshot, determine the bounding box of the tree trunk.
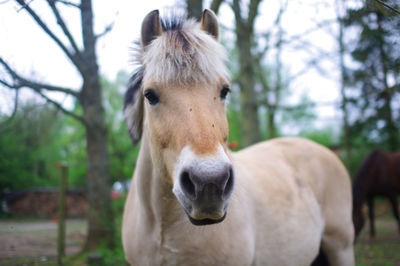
[0,0,115,251]
[234,0,262,147]
[336,0,352,169]
[239,52,261,147]
[377,12,398,152]
[186,0,203,20]
[80,0,114,250]
[267,107,276,139]
[238,49,261,146]
[84,117,114,249]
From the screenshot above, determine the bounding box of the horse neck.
[134,134,182,227]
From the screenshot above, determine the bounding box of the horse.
[122,9,354,266]
[352,149,400,239]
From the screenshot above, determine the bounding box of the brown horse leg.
[388,195,400,234]
[366,197,375,239]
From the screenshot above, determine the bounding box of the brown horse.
[353,149,400,239]
[122,9,354,266]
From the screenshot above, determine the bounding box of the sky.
[0,0,345,134]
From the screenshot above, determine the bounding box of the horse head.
[124,10,234,225]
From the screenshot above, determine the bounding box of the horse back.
[233,137,352,206]
[232,137,354,265]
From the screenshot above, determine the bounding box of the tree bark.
[336,0,352,168]
[210,0,224,14]
[377,12,397,152]
[80,0,114,249]
[233,0,262,147]
[186,0,203,20]
[0,0,115,250]
[267,108,276,139]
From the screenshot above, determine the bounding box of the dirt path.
[0,218,87,264]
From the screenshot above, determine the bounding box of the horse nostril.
[223,167,234,199]
[180,171,196,200]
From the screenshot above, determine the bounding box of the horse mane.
[131,13,228,88]
[352,149,383,207]
[124,67,144,110]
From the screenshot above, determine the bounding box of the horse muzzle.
[172,146,234,226]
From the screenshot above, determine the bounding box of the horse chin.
[186,212,227,226]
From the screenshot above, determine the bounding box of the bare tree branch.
[280,19,335,46]
[210,0,224,14]
[0,57,80,97]
[248,0,262,30]
[15,0,83,74]
[0,79,21,89]
[254,0,288,64]
[0,68,86,125]
[95,21,114,40]
[35,89,85,124]
[56,0,80,8]
[374,0,400,15]
[231,0,243,25]
[46,0,81,55]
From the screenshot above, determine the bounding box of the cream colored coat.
[122,137,354,266]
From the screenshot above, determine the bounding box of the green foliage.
[64,196,128,265]
[91,196,127,265]
[344,1,400,152]
[56,107,88,188]
[0,102,61,190]
[0,71,138,191]
[101,72,140,184]
[280,94,317,135]
[299,127,338,148]
[227,106,242,151]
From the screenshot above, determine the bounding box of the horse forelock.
[135,16,229,86]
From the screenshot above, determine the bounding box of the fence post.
[56,161,68,265]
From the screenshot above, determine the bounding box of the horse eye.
[220,86,231,100]
[144,89,159,105]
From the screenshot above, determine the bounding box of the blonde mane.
[135,17,229,86]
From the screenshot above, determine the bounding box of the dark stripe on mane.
[352,149,382,207]
[124,67,144,109]
[160,14,192,52]
[160,14,185,32]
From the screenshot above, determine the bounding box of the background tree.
[185,0,203,20]
[232,0,263,146]
[102,72,141,186]
[344,0,400,152]
[0,0,114,250]
[184,0,224,20]
[334,0,353,170]
[0,102,60,190]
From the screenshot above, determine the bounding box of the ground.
[354,201,400,266]
[0,200,399,265]
[0,218,87,265]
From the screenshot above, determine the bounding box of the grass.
[354,201,400,266]
[64,196,128,265]
[2,196,399,265]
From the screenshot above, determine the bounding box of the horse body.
[123,137,353,266]
[353,150,400,238]
[122,9,354,266]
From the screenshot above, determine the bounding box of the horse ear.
[200,9,219,40]
[141,10,163,48]
[124,70,144,145]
